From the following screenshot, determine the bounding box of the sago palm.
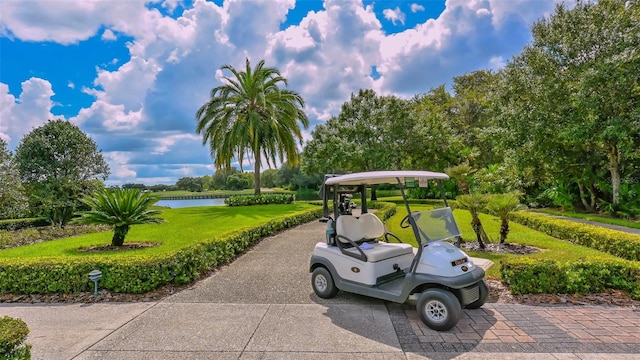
[456,193,490,250]
[73,188,165,246]
[486,193,526,244]
[446,162,475,195]
[195,58,309,195]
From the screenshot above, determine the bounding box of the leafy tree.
[226,173,250,190]
[73,188,165,246]
[486,193,526,244]
[260,169,279,188]
[196,58,309,195]
[496,0,640,207]
[122,183,147,190]
[175,177,204,192]
[15,120,109,227]
[210,168,240,190]
[0,139,28,220]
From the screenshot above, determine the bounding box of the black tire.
[312,267,339,299]
[465,280,488,310]
[416,288,462,331]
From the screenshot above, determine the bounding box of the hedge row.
[501,257,640,300]
[510,212,640,261]
[0,316,31,359]
[0,218,49,231]
[0,207,322,295]
[225,194,295,206]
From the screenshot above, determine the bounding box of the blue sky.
[0,0,567,185]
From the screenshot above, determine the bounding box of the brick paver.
[388,302,640,354]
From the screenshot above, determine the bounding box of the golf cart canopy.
[324,170,449,186]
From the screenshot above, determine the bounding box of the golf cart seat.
[336,213,413,262]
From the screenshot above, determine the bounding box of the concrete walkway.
[2,220,640,359]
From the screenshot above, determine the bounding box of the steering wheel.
[400,214,411,228]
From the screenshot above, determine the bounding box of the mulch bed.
[78,242,159,252]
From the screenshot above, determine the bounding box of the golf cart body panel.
[311,170,489,331]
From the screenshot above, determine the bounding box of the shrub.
[225,194,295,206]
[0,218,49,231]
[501,257,640,300]
[0,207,322,295]
[0,316,31,359]
[510,211,640,261]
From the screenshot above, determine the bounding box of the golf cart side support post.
[396,176,424,275]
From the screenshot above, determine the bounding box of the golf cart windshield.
[411,207,461,245]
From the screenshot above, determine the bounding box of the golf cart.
[309,170,491,331]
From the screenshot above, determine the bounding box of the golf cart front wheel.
[417,288,462,331]
[312,267,339,299]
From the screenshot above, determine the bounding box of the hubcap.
[424,300,448,323]
[315,274,327,292]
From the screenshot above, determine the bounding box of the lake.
[156,198,226,208]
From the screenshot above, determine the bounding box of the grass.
[531,208,640,230]
[384,205,623,279]
[0,203,316,259]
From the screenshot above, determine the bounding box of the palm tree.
[446,162,475,195]
[456,193,490,250]
[73,188,166,246]
[486,193,526,244]
[195,58,309,195]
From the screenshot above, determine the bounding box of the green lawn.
[384,205,623,278]
[0,203,316,259]
[532,208,640,230]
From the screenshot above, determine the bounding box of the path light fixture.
[88,270,102,297]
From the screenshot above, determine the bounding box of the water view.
[156,198,226,208]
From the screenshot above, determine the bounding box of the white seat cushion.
[344,242,413,262]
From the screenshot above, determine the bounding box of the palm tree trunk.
[253,151,261,195]
[112,225,129,246]
[471,215,485,250]
[499,219,509,244]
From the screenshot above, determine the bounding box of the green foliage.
[510,211,640,261]
[14,119,109,227]
[225,173,251,191]
[0,207,321,294]
[195,58,309,195]
[1,225,106,249]
[0,139,29,220]
[0,316,31,359]
[175,177,204,192]
[0,218,49,231]
[501,257,640,300]
[455,193,491,247]
[73,188,165,246]
[486,193,526,243]
[225,194,295,206]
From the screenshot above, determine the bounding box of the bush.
[225,194,295,206]
[0,207,322,294]
[501,257,640,300]
[0,218,49,231]
[0,316,31,359]
[510,211,640,261]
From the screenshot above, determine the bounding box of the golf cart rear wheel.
[465,280,488,309]
[312,267,338,298]
[417,289,462,331]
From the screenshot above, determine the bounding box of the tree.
[175,177,204,192]
[486,193,526,244]
[445,162,475,195]
[260,169,279,188]
[0,139,28,220]
[73,188,165,246]
[195,58,309,195]
[15,120,109,227]
[496,0,640,207]
[456,194,490,250]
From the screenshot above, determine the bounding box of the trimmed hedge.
[510,211,640,261]
[501,257,640,300]
[0,218,49,231]
[225,194,295,206]
[0,207,322,295]
[0,316,31,359]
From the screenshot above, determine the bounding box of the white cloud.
[383,7,406,26]
[101,29,117,41]
[411,4,425,13]
[67,81,75,89]
[0,79,58,149]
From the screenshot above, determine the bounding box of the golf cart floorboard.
[375,275,406,296]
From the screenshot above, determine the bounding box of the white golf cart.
[310,170,491,331]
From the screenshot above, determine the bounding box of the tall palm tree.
[456,193,490,250]
[73,188,166,246]
[195,58,309,195]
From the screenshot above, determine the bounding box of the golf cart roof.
[324,170,449,186]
